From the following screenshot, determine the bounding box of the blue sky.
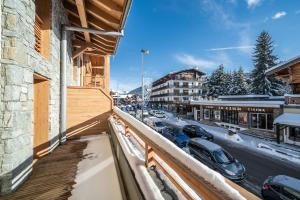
[110,0,300,92]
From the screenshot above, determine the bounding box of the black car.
[261,175,300,200]
[183,125,214,141]
[161,126,190,148]
[188,138,246,182]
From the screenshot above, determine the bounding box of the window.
[238,112,248,125]
[250,113,273,130]
[35,0,51,59]
[204,109,210,120]
[289,127,300,142]
[213,149,233,164]
[258,114,266,129]
[282,187,300,199]
[221,110,238,125]
[270,185,281,193]
[214,110,221,120]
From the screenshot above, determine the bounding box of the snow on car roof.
[272,175,300,192]
[190,138,221,151]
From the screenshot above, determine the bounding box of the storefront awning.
[274,113,300,127]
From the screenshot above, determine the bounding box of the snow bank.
[257,143,300,165]
[114,107,247,200]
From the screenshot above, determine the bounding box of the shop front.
[198,105,278,131]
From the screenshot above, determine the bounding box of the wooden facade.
[266,56,300,94]
[66,87,113,138]
[33,74,50,158]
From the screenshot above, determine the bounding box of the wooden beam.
[91,66,104,69]
[83,50,106,56]
[67,14,116,43]
[86,1,120,30]
[89,0,123,19]
[75,0,90,42]
[72,43,91,59]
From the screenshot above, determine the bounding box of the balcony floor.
[2,134,123,200]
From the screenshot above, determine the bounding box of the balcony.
[4,107,260,200]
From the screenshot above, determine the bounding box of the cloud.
[207,45,254,52]
[199,0,244,29]
[175,52,233,70]
[110,78,140,93]
[175,54,217,69]
[272,11,287,19]
[246,0,262,8]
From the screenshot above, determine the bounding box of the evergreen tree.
[207,65,226,97]
[223,71,233,95]
[229,67,249,95]
[250,31,287,95]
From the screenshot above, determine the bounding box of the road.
[212,137,300,196]
[143,112,300,197]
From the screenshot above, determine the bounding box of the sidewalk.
[162,111,300,166]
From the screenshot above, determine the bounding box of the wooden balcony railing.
[110,107,260,200]
[82,75,105,88]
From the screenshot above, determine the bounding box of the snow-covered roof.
[285,94,300,98]
[190,100,284,108]
[266,54,300,75]
[218,95,270,99]
[274,113,300,126]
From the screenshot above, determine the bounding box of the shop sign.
[247,108,266,112]
[203,105,268,113]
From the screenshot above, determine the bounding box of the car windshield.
[173,128,185,136]
[213,149,233,164]
[155,122,164,127]
[195,126,206,133]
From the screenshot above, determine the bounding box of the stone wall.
[0,0,77,194]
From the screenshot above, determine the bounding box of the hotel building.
[150,68,205,115]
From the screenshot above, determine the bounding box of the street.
[209,137,300,196]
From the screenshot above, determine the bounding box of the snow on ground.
[161,110,300,166]
[163,112,243,143]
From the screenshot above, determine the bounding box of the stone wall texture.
[0,0,78,194]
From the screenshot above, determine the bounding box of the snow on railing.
[109,116,164,200]
[112,107,260,200]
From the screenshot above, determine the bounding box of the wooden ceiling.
[63,0,130,57]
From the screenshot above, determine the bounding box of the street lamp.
[141,49,149,121]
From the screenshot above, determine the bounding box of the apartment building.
[150,68,205,114]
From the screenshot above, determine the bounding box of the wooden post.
[104,55,110,93]
[145,143,149,167]
[145,144,155,167]
[125,125,130,136]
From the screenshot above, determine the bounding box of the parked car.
[144,117,166,133]
[149,110,157,116]
[154,111,165,118]
[188,138,246,182]
[183,125,214,141]
[261,175,300,200]
[162,126,190,148]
